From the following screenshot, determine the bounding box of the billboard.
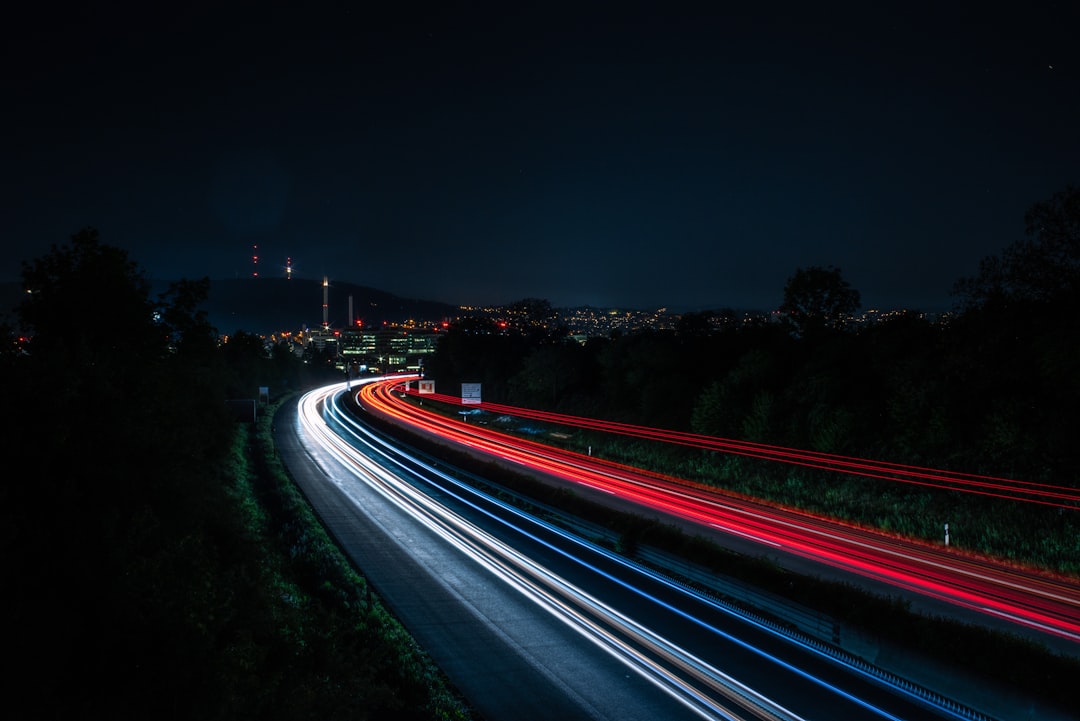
[461,382,482,405]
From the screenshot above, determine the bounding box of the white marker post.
[944,523,950,546]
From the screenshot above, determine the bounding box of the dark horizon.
[5,3,1078,312]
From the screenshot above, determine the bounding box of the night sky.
[5,1,1078,312]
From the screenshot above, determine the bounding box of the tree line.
[4,184,1075,714]
[426,187,1080,569]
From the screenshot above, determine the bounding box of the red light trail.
[357,379,1080,645]
[400,389,1080,509]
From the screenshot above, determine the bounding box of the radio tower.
[286,256,293,280]
[252,243,259,278]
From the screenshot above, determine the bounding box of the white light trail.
[297,380,803,721]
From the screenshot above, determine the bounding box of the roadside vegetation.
[2,229,471,720]
[5,184,1076,717]
[409,187,1080,713]
[424,187,1080,576]
[354,392,1080,714]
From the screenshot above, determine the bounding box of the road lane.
[283,381,1006,720]
[358,379,1080,651]
[276,388,719,721]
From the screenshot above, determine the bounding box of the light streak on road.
[409,390,1080,509]
[300,381,797,720]
[359,379,1080,645]
[296,379,990,720]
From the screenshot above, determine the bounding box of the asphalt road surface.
[275,400,701,721]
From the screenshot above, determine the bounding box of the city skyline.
[5,2,1078,312]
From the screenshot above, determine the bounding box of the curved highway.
[285,379,1002,720]
[357,378,1080,651]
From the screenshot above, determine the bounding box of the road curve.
[281,380,1005,720]
[276,386,703,721]
[358,378,1080,654]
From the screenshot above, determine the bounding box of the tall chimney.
[322,276,329,328]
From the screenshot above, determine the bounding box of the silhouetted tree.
[507,297,564,343]
[4,228,239,716]
[691,348,785,439]
[222,329,271,396]
[507,297,558,325]
[955,186,1080,308]
[427,316,530,402]
[509,343,591,408]
[779,265,861,337]
[675,310,714,337]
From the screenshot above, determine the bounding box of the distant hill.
[0,278,460,336]
[200,278,459,335]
